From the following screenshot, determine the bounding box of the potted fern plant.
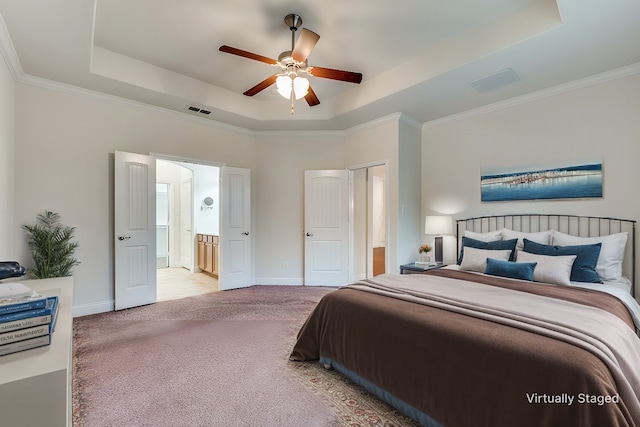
[21,210,80,279]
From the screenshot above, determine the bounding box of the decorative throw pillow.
[457,237,518,264]
[459,247,512,273]
[551,231,627,281]
[463,229,503,242]
[501,228,553,251]
[485,258,536,281]
[522,239,602,283]
[516,250,576,286]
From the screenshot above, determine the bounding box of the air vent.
[186,106,212,115]
[470,68,520,93]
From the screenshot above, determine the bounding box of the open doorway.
[156,159,220,301]
[351,163,388,280]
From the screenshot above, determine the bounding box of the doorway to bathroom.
[156,159,220,301]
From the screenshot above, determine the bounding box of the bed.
[291,214,640,427]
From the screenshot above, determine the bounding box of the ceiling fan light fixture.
[293,76,310,99]
[219,13,362,111]
[276,75,292,98]
[276,75,309,100]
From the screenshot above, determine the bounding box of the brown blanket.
[291,270,640,427]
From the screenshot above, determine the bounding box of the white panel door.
[114,151,157,310]
[220,166,251,290]
[180,179,193,269]
[304,170,350,286]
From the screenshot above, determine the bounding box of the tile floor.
[156,267,218,301]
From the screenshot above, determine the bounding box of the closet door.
[304,170,350,286]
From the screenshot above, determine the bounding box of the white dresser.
[0,277,74,427]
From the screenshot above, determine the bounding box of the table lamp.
[425,215,453,264]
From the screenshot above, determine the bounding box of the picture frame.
[481,162,603,202]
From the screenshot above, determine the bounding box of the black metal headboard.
[456,214,636,295]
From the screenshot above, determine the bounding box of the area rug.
[72,286,419,426]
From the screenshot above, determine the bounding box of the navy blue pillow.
[522,238,602,283]
[485,258,536,281]
[457,237,518,264]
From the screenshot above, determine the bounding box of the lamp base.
[434,236,443,264]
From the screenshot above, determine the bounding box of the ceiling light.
[276,74,309,100]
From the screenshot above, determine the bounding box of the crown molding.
[423,62,640,130]
[254,129,344,138]
[343,112,404,135]
[0,13,23,80]
[398,113,422,130]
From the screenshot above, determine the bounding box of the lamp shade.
[425,215,453,235]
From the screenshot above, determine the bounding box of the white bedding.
[443,264,640,331]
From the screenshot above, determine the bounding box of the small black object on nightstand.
[400,262,446,274]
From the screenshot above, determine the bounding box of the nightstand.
[400,263,446,274]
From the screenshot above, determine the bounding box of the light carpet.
[72,285,419,426]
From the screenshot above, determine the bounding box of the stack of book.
[0,282,59,357]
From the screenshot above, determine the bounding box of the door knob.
[241,232,250,236]
[306,232,314,237]
[118,236,132,241]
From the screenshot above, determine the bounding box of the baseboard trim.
[73,300,114,317]
[252,278,304,286]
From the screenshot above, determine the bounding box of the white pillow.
[516,250,576,286]
[463,229,503,242]
[501,229,552,251]
[551,231,628,280]
[460,247,511,273]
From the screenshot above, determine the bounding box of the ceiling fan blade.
[219,45,277,65]
[305,85,320,107]
[292,29,320,62]
[308,66,363,84]
[243,75,278,97]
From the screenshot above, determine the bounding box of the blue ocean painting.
[481,163,603,202]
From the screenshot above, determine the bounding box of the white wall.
[344,116,399,272]
[0,52,14,259]
[14,83,257,313]
[190,163,220,236]
[344,115,423,272]
[422,71,640,295]
[398,118,423,266]
[11,83,410,310]
[253,132,345,284]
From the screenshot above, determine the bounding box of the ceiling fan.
[219,14,363,113]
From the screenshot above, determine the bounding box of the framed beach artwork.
[481,162,603,202]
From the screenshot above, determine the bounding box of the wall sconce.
[425,215,453,264]
[201,196,214,211]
